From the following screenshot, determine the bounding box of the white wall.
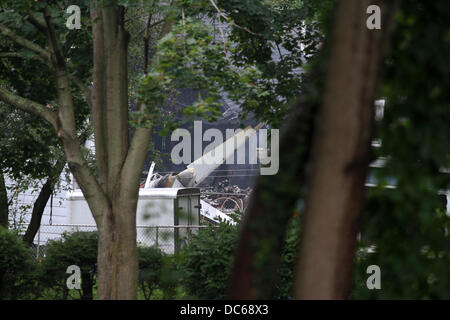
[6,178,69,225]
[5,174,71,244]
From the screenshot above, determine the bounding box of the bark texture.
[0,1,159,299]
[227,70,321,298]
[293,0,397,299]
[89,4,139,300]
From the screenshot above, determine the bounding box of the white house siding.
[5,175,71,244]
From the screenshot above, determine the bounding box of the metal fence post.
[155,226,159,248]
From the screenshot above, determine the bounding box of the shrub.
[0,226,39,299]
[138,246,165,299]
[177,216,301,299]
[178,221,239,299]
[275,217,301,299]
[351,189,450,299]
[40,231,178,300]
[40,231,98,300]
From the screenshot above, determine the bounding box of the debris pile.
[200,179,252,214]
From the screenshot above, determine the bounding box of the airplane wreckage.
[66,124,269,252]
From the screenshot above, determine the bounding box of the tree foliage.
[351,0,450,299]
[0,0,92,236]
[175,0,332,126]
[2,0,449,300]
[0,227,38,299]
[137,245,165,299]
[40,231,98,300]
[178,221,238,299]
[178,217,300,299]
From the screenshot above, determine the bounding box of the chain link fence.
[33,224,209,259]
[11,189,250,259]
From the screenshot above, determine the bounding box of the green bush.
[40,232,173,300]
[138,246,188,299]
[158,253,188,299]
[177,217,301,299]
[275,217,301,299]
[40,231,98,300]
[178,221,238,299]
[0,227,39,299]
[138,245,165,299]
[351,189,450,299]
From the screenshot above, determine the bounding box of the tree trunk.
[227,67,323,298]
[87,3,171,299]
[293,0,397,299]
[22,159,65,245]
[0,1,167,300]
[87,4,139,300]
[22,179,53,245]
[0,169,8,228]
[96,196,138,299]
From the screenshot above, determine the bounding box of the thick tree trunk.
[293,0,397,299]
[97,197,138,299]
[88,3,169,299]
[88,4,139,300]
[0,1,154,300]
[0,170,8,228]
[227,67,322,298]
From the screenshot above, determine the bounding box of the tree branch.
[22,158,65,245]
[120,124,152,199]
[0,86,58,129]
[70,75,92,106]
[207,0,265,38]
[120,5,176,197]
[25,13,47,34]
[42,6,66,69]
[0,169,8,228]
[0,52,91,105]
[0,51,52,70]
[0,24,51,62]
[90,5,109,191]
[143,14,152,72]
[40,5,108,223]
